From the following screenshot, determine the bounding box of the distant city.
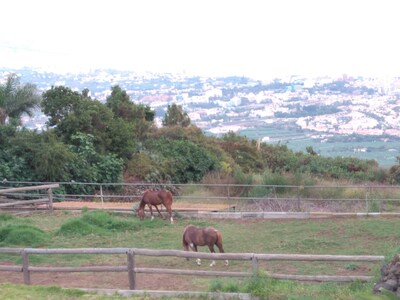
[1,68,399,167]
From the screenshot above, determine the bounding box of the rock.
[374,255,400,294]
[382,279,398,291]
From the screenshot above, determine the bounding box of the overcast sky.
[1,0,399,79]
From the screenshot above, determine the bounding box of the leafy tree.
[42,86,116,152]
[0,124,28,180]
[0,128,74,181]
[219,131,263,173]
[57,97,115,151]
[106,85,155,140]
[306,146,318,156]
[106,119,138,160]
[145,138,216,183]
[31,131,75,181]
[162,103,191,127]
[41,86,82,127]
[0,73,41,125]
[106,85,154,122]
[106,85,133,120]
[66,133,124,193]
[388,156,400,184]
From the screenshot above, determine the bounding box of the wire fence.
[1,180,400,213]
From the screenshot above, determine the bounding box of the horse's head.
[137,208,145,220]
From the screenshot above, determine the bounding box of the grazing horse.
[182,224,228,267]
[137,190,174,224]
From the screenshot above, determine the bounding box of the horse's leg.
[216,242,229,266]
[183,239,190,261]
[208,245,216,267]
[148,204,154,220]
[154,205,164,219]
[188,244,201,266]
[166,204,174,224]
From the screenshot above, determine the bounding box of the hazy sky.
[1,0,399,79]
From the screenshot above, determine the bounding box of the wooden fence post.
[47,188,54,212]
[297,186,302,211]
[252,255,259,274]
[21,250,31,285]
[127,249,136,290]
[100,185,104,209]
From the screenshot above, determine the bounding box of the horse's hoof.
[196,258,201,266]
[224,260,229,266]
[209,260,216,267]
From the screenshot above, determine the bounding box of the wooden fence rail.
[0,184,59,211]
[0,247,385,290]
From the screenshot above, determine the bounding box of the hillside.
[2,68,400,167]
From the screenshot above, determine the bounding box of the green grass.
[1,211,400,299]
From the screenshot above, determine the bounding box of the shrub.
[57,219,103,236]
[82,210,138,231]
[245,272,276,299]
[262,170,289,194]
[0,224,49,247]
[57,211,141,236]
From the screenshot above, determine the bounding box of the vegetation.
[0,74,41,125]
[1,73,400,193]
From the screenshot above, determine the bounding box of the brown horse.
[182,224,228,266]
[137,190,174,224]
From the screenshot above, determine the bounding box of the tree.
[306,146,318,156]
[0,73,41,125]
[41,86,81,127]
[162,103,191,127]
[146,137,216,183]
[106,85,155,141]
[42,86,117,152]
[106,85,154,122]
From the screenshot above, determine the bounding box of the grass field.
[1,210,400,299]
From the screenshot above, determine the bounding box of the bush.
[57,211,141,236]
[82,210,138,231]
[262,170,289,194]
[57,219,103,236]
[0,224,49,247]
[245,272,276,299]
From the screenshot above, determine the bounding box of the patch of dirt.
[50,201,232,212]
[0,271,200,291]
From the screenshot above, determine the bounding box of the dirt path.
[51,201,232,212]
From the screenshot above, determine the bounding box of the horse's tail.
[182,227,191,260]
[182,234,191,261]
[182,234,188,251]
[215,230,225,253]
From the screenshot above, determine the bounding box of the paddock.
[0,247,385,291]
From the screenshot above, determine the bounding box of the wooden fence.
[0,247,385,290]
[0,184,59,211]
